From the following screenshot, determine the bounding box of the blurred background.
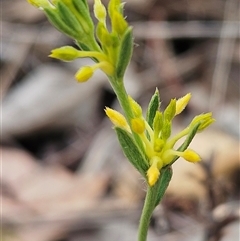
[1,0,239,240]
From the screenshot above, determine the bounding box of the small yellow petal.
[147,164,160,186]
[182,149,201,163]
[105,107,130,130]
[75,66,94,82]
[175,93,191,115]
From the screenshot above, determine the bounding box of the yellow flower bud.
[147,158,161,186]
[128,96,142,117]
[75,66,94,82]
[49,46,80,61]
[94,0,107,23]
[182,149,201,163]
[131,118,145,134]
[175,93,191,115]
[105,107,130,131]
[190,113,215,132]
[147,168,159,186]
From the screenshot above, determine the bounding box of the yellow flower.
[181,149,201,163]
[190,113,215,132]
[75,66,94,82]
[105,107,130,132]
[147,164,159,187]
[124,93,214,186]
[131,118,145,134]
[49,46,80,61]
[147,156,163,186]
[175,93,191,115]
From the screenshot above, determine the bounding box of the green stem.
[138,167,172,241]
[110,78,133,122]
[138,185,157,241]
[109,77,163,240]
[110,77,144,151]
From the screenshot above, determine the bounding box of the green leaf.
[115,127,148,177]
[154,166,173,207]
[72,0,93,29]
[57,1,83,35]
[146,88,160,128]
[73,0,89,10]
[116,27,133,79]
[45,8,79,39]
[170,122,200,164]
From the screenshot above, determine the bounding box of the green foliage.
[146,89,160,128]
[45,8,79,39]
[154,166,173,207]
[115,127,148,177]
[116,27,133,79]
[170,122,201,164]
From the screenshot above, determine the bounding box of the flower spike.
[27,0,215,238]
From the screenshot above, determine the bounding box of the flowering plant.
[27,0,215,240]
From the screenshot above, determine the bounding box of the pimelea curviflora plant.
[27,0,215,240]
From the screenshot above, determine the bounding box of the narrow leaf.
[170,122,200,164]
[154,166,173,207]
[72,0,93,28]
[57,1,83,34]
[73,0,89,10]
[116,27,133,79]
[146,88,160,128]
[115,127,148,177]
[45,9,79,39]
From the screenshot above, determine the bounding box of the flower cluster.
[27,0,215,188]
[27,0,133,82]
[105,90,215,186]
[27,1,215,239]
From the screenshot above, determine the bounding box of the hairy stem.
[138,186,157,241]
[110,77,144,151]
